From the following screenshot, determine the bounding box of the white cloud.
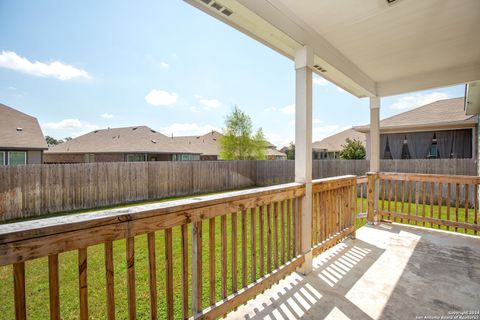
[199,98,221,109]
[313,118,323,124]
[264,106,277,112]
[42,118,99,137]
[312,124,350,141]
[281,104,295,115]
[190,106,200,113]
[159,123,221,136]
[160,62,169,68]
[0,51,89,80]
[100,113,113,119]
[265,132,293,149]
[389,92,450,110]
[313,76,327,86]
[145,89,178,106]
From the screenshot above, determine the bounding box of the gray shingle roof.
[354,97,475,132]
[0,103,48,150]
[46,126,200,154]
[313,128,366,152]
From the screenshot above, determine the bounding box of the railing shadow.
[229,238,385,320]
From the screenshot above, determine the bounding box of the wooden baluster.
[387,180,391,220]
[422,182,427,227]
[394,180,398,219]
[209,218,216,305]
[280,201,285,265]
[126,238,136,320]
[241,209,247,288]
[220,215,227,299]
[407,180,412,225]
[311,193,316,246]
[464,184,469,234]
[105,241,115,320]
[414,182,420,225]
[475,184,478,236]
[401,180,405,222]
[381,179,385,215]
[79,248,88,320]
[446,183,451,231]
[259,206,265,276]
[360,183,364,215]
[286,200,291,262]
[455,183,460,232]
[267,204,272,272]
[298,196,303,254]
[430,182,434,228]
[192,221,202,315]
[317,192,321,243]
[165,228,174,320]
[438,183,443,230]
[49,254,60,320]
[231,212,237,293]
[13,262,26,320]
[181,224,189,319]
[250,208,256,283]
[274,202,279,269]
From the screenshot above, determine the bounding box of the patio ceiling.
[185,0,480,98]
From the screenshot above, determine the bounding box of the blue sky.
[0,0,465,148]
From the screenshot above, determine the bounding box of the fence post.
[367,172,377,224]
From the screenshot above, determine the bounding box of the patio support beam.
[369,97,381,223]
[294,45,313,275]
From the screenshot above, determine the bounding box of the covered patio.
[226,223,480,320]
[1,1,480,319]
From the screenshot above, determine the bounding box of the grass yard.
[0,200,297,319]
[1,196,477,319]
[356,197,479,235]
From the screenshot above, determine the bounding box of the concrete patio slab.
[226,223,480,320]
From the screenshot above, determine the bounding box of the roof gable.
[0,103,48,150]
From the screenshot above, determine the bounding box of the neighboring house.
[312,128,366,159]
[44,126,201,163]
[44,127,287,163]
[171,131,222,160]
[0,103,48,165]
[266,145,287,160]
[354,97,477,160]
[172,131,287,160]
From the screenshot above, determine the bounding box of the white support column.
[295,46,313,275]
[369,97,381,223]
[369,97,381,172]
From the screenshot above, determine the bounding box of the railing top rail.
[0,182,304,246]
[312,175,356,193]
[378,172,480,184]
[312,175,356,185]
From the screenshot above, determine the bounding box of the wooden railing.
[368,172,480,234]
[356,175,368,225]
[0,176,357,320]
[311,175,357,255]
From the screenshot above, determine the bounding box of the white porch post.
[369,97,381,172]
[368,97,381,223]
[295,46,313,275]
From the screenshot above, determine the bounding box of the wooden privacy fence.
[0,176,356,320]
[0,161,257,222]
[0,159,476,222]
[369,172,480,234]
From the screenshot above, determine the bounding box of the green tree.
[285,142,295,160]
[45,135,62,145]
[339,138,366,159]
[220,106,268,160]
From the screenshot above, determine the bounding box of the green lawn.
[356,197,479,235]
[1,196,477,319]
[0,201,295,319]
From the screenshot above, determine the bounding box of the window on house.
[8,151,26,165]
[127,154,145,162]
[384,141,393,159]
[0,151,5,165]
[84,154,95,163]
